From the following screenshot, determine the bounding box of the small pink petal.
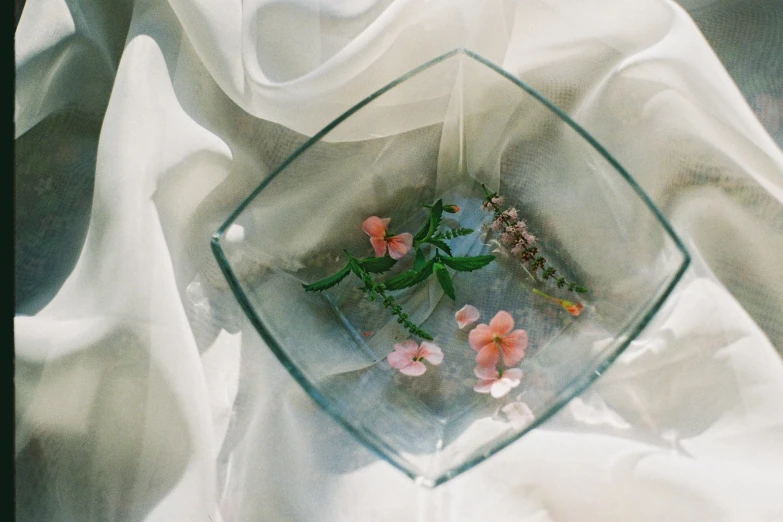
[473,380,494,394]
[504,330,528,352]
[500,330,527,366]
[396,339,419,355]
[503,368,523,381]
[563,301,583,317]
[489,310,515,335]
[387,350,409,369]
[502,401,535,429]
[369,236,387,257]
[400,361,427,376]
[490,380,515,398]
[473,365,498,380]
[386,233,413,260]
[419,342,443,365]
[475,343,499,367]
[455,304,480,329]
[362,216,388,237]
[468,324,494,352]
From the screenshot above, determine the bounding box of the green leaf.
[302,263,351,292]
[358,255,396,273]
[428,199,443,238]
[413,248,426,271]
[434,263,456,300]
[428,239,452,256]
[440,255,495,272]
[383,259,434,291]
[413,221,430,242]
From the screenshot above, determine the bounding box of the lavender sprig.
[481,185,587,293]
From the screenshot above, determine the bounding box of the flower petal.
[500,329,528,366]
[455,304,480,329]
[369,237,387,257]
[400,361,426,376]
[501,401,535,429]
[503,368,523,381]
[419,342,443,365]
[473,365,498,380]
[499,376,521,392]
[468,324,494,352]
[395,339,419,355]
[490,380,514,398]
[362,216,388,237]
[475,343,499,367]
[386,350,409,369]
[489,310,515,335]
[563,301,583,317]
[386,233,413,259]
[473,380,494,394]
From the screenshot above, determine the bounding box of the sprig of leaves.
[303,253,433,339]
[380,253,494,299]
[302,253,396,292]
[302,197,497,340]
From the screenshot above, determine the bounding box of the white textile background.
[14,0,783,520]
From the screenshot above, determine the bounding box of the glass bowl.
[212,49,690,487]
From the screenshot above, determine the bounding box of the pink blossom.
[490,218,504,232]
[501,208,518,221]
[500,231,516,245]
[468,310,528,367]
[362,216,413,260]
[473,366,523,398]
[490,196,504,207]
[455,304,480,329]
[387,340,443,376]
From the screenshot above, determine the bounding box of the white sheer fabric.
[15,0,783,520]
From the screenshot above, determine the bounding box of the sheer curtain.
[15,0,783,520]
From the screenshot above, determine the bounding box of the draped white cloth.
[15,0,783,520]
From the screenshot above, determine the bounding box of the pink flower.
[468,310,528,367]
[362,216,413,260]
[455,304,480,329]
[387,340,443,376]
[473,366,523,398]
[501,208,518,221]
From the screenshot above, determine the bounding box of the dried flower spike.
[480,184,588,294]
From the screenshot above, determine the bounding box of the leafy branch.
[302,198,496,340]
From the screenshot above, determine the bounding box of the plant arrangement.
[302,189,588,399]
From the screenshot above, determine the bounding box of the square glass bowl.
[212,49,690,486]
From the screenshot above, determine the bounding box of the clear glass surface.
[212,49,690,487]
